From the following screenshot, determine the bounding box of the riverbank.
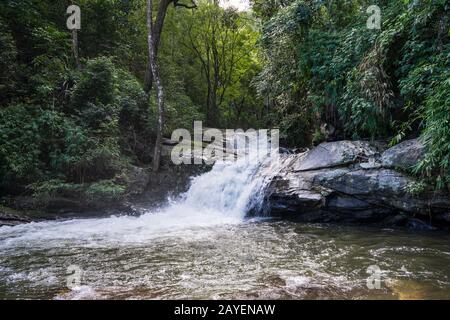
[267,139,450,230]
[1,139,449,230]
[1,136,450,300]
[0,162,209,227]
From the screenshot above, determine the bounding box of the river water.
[1,140,450,300]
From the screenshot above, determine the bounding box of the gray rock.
[322,169,412,197]
[265,140,450,228]
[0,211,31,227]
[381,139,426,169]
[293,141,378,171]
[405,218,436,231]
[327,196,371,210]
[435,212,450,223]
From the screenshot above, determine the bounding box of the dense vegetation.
[252,0,449,189]
[0,0,448,206]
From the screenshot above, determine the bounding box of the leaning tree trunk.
[147,0,165,172]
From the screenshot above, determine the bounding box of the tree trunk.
[144,0,197,92]
[144,0,172,93]
[147,0,165,172]
[71,29,81,70]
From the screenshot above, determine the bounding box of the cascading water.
[182,135,281,218]
[0,134,281,247]
[2,135,450,300]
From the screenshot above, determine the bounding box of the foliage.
[180,1,263,127]
[0,18,19,106]
[414,77,450,189]
[85,179,126,202]
[254,0,449,187]
[29,179,83,199]
[0,105,70,186]
[0,0,448,202]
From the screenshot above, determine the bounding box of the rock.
[0,206,32,227]
[265,140,450,228]
[435,212,450,223]
[381,213,409,226]
[293,141,378,171]
[122,166,151,195]
[269,168,350,212]
[45,198,86,213]
[381,139,426,169]
[0,213,31,227]
[279,147,296,155]
[322,169,411,197]
[405,218,436,231]
[359,158,382,169]
[327,195,371,210]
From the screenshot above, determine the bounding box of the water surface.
[1,218,449,300]
[1,140,449,300]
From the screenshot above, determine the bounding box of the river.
[1,140,449,300]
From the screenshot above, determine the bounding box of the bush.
[72,57,117,112]
[29,179,83,199]
[0,19,18,106]
[414,78,450,189]
[0,105,70,188]
[85,180,126,202]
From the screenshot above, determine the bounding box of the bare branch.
[173,0,197,9]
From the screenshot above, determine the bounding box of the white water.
[3,139,450,300]
[0,136,281,248]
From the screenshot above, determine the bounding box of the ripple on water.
[1,220,450,299]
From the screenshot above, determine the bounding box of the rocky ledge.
[267,139,450,230]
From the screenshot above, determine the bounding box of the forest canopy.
[0,0,448,202]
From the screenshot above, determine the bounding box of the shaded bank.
[2,139,450,230]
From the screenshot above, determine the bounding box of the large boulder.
[381,139,426,169]
[293,141,378,171]
[266,140,450,229]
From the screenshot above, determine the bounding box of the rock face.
[381,139,426,169]
[0,212,31,227]
[266,139,450,229]
[293,141,378,171]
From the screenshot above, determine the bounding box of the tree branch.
[173,0,197,9]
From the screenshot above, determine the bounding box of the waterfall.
[0,134,281,246]
[182,140,279,218]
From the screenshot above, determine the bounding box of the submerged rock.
[266,140,450,228]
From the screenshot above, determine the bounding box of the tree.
[183,1,258,126]
[147,0,166,172]
[144,0,197,93]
